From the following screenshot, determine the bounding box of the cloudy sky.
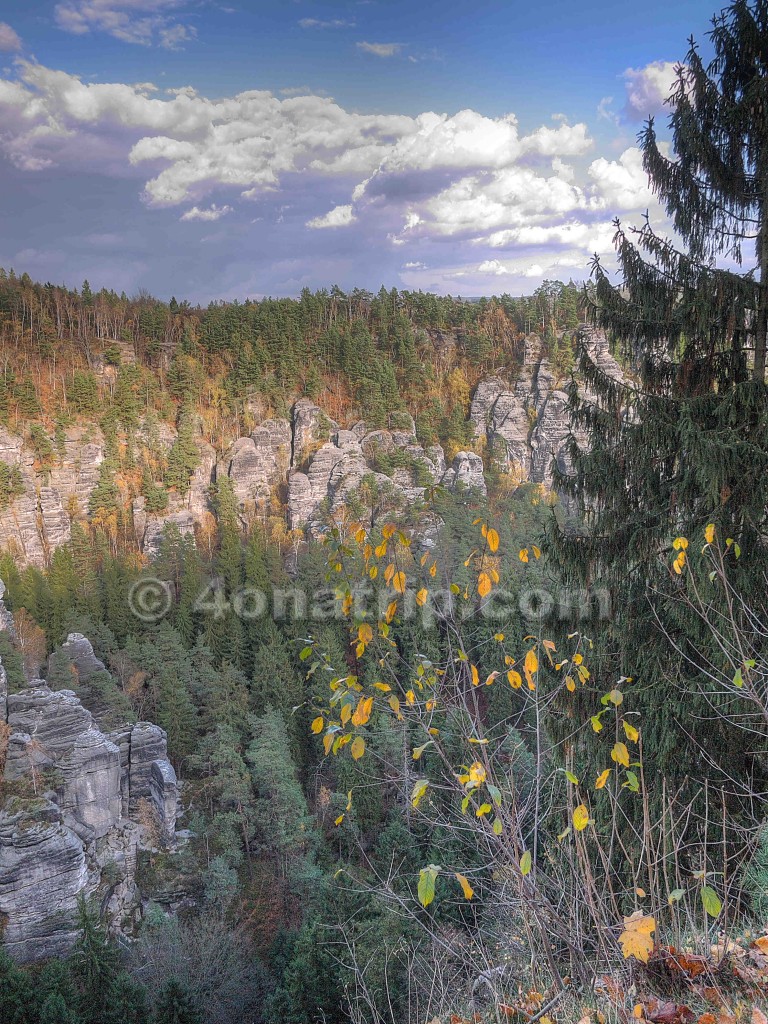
[0,0,713,301]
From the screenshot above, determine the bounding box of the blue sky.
[0,0,716,301]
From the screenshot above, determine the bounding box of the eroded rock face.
[0,655,180,963]
[0,800,92,963]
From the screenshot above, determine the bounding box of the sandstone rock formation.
[0,328,621,564]
[0,640,180,963]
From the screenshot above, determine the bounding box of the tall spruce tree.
[553,0,768,810]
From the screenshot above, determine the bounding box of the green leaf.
[623,770,640,792]
[668,888,685,904]
[418,864,440,908]
[492,816,503,835]
[591,715,604,733]
[520,850,532,876]
[299,646,313,661]
[701,885,722,918]
[733,667,744,688]
[565,770,579,785]
[487,783,502,806]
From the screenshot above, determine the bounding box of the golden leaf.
[611,742,630,767]
[672,536,689,551]
[573,804,590,831]
[622,721,639,742]
[704,524,715,545]
[487,528,500,553]
[392,571,406,594]
[619,911,656,964]
[351,696,373,727]
[350,736,365,761]
[507,669,522,688]
[456,872,474,900]
[358,623,373,645]
[471,664,480,686]
[311,716,324,735]
[595,768,611,790]
[478,572,492,598]
[519,548,529,563]
[416,588,428,607]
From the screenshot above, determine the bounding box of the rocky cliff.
[0,630,179,963]
[0,328,621,565]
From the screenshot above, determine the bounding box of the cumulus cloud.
[180,203,232,221]
[0,22,22,51]
[307,204,356,228]
[478,259,509,276]
[0,58,668,293]
[623,60,679,120]
[357,41,403,57]
[54,0,196,48]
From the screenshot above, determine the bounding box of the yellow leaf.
[388,694,401,716]
[636,887,646,897]
[416,588,428,607]
[384,563,395,584]
[525,649,538,674]
[532,545,541,559]
[368,566,378,580]
[595,768,611,789]
[382,523,396,539]
[373,682,391,692]
[335,814,345,826]
[611,742,630,767]
[672,536,689,551]
[622,721,639,742]
[475,803,492,817]
[385,600,398,623]
[405,689,415,705]
[351,736,365,761]
[429,563,437,578]
[341,703,352,725]
[520,850,532,876]
[484,671,499,686]
[358,623,373,645]
[351,696,373,727]
[618,911,656,964]
[471,664,480,686]
[478,572,492,598]
[311,716,324,734]
[468,761,486,786]
[673,551,686,574]
[519,548,529,563]
[573,653,583,666]
[375,541,387,558]
[565,675,576,692]
[323,733,334,755]
[573,804,590,831]
[456,872,474,900]
[704,523,715,544]
[494,633,504,641]
[392,571,406,594]
[507,669,522,688]
[487,528,499,553]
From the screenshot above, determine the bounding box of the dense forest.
[2,1,768,1023]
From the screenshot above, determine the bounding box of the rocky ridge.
[0,328,621,565]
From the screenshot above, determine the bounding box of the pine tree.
[152,979,201,1024]
[553,0,768,809]
[0,949,35,1024]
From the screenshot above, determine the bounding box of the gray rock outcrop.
[0,658,180,963]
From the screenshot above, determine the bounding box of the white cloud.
[357,41,403,57]
[54,0,196,48]
[299,18,354,29]
[0,22,22,51]
[0,59,669,293]
[623,60,679,120]
[307,204,356,228]
[478,259,509,276]
[180,203,232,221]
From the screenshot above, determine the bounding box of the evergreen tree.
[0,948,35,1024]
[553,0,768,809]
[152,979,201,1024]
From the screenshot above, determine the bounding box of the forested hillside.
[2,0,768,1020]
